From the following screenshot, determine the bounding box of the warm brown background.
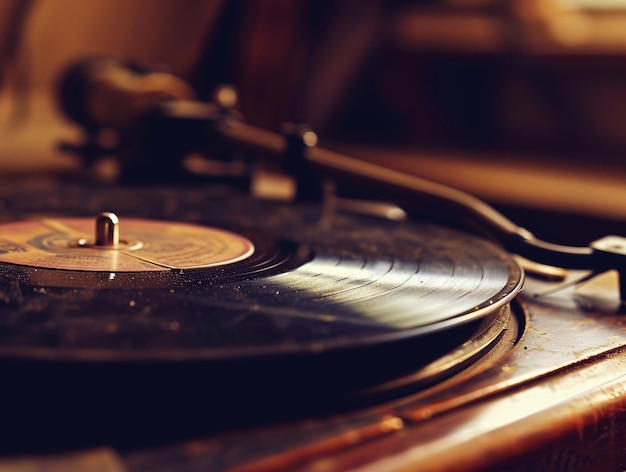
[2,0,626,237]
[0,0,220,174]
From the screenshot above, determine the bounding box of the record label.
[0,217,255,272]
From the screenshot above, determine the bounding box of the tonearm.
[57,58,626,300]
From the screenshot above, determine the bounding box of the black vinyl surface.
[0,184,523,449]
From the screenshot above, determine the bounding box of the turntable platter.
[0,184,525,451]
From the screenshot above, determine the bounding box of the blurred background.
[1,0,626,244]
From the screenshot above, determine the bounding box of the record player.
[1,52,626,472]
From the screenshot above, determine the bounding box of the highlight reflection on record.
[263,250,520,330]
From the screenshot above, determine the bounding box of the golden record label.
[0,218,255,272]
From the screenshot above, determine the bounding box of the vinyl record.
[0,185,523,449]
[0,209,522,363]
